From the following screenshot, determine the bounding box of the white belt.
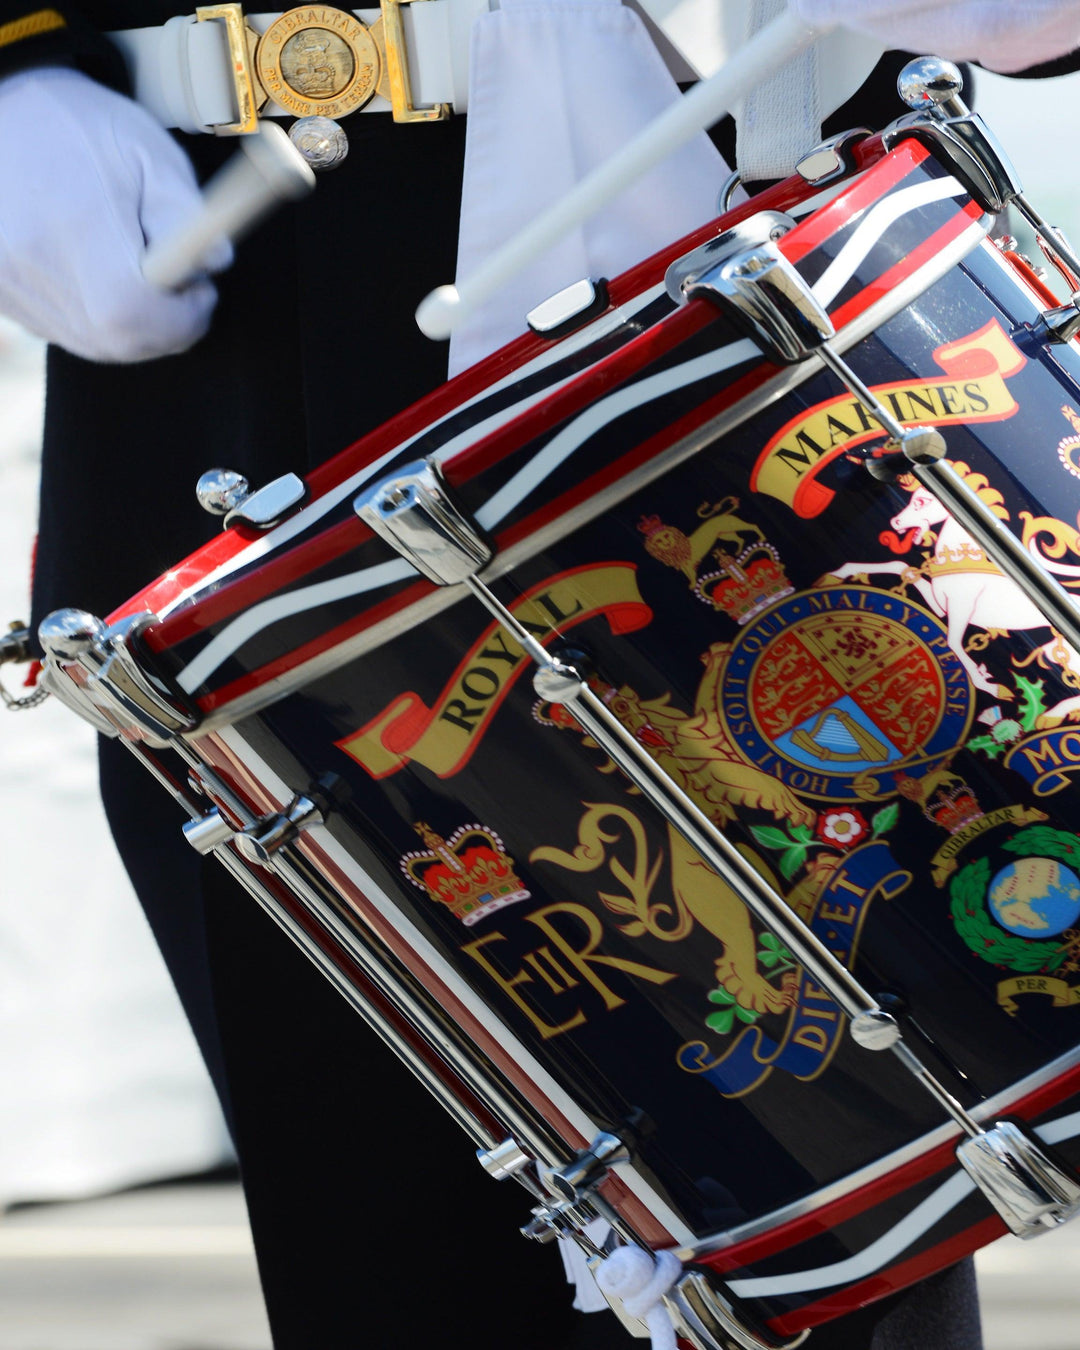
[108,2,487,134]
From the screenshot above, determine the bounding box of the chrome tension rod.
[353,460,1080,1238]
[655,54,1080,1237]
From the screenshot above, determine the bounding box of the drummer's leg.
[869,1260,983,1350]
[800,1260,983,1350]
[98,735,232,1121]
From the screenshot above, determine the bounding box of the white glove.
[0,67,230,363]
[792,0,1080,74]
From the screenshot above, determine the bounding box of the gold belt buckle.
[195,2,450,134]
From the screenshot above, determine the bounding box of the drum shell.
[96,141,1080,1335]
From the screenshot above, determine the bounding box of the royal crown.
[637,511,792,625]
[930,783,984,835]
[401,821,530,925]
[895,770,984,835]
[696,544,793,625]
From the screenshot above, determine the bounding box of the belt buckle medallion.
[257,6,381,120]
[195,1,450,134]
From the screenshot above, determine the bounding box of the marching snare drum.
[40,79,1080,1348]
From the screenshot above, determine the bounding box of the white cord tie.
[594,1246,683,1350]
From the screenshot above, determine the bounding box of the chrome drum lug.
[956,1120,1080,1239]
[354,459,493,586]
[546,1131,630,1201]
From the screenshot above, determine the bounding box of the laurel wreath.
[949,826,1080,973]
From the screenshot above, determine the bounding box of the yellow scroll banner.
[998,975,1080,1017]
[338,562,651,779]
[751,319,1027,518]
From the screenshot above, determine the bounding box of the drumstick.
[142,122,316,292]
[414,7,829,340]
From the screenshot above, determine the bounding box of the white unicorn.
[826,473,1080,725]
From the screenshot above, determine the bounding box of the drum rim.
[680,1043,1080,1263]
[183,209,992,733]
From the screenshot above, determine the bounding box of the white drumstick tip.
[412,10,826,345]
[415,284,461,340]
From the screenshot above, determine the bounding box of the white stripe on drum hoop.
[158,284,672,619]
[811,177,967,309]
[726,1110,1080,1299]
[175,335,755,693]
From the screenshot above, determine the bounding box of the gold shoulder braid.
[0,7,66,49]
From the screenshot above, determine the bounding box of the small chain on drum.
[0,622,47,711]
[0,681,48,711]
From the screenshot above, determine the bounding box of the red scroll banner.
[338,562,652,779]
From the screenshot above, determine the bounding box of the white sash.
[449,0,728,374]
[637,0,884,180]
[737,0,821,181]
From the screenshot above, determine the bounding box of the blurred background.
[1,60,1080,1350]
